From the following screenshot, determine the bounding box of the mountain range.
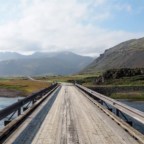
[0,52,94,76]
[1,37,144,76]
[83,37,144,73]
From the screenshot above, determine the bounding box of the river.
[0,97,23,110]
[119,100,144,134]
[0,97,24,129]
[120,100,144,112]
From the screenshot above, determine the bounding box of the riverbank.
[88,85,144,101]
[0,88,24,97]
[110,92,144,101]
[0,78,50,97]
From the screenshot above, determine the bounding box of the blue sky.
[99,0,144,32]
[0,0,20,23]
[0,0,143,56]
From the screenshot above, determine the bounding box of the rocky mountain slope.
[83,37,144,73]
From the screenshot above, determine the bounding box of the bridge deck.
[5,84,140,144]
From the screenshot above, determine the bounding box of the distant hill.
[82,37,144,73]
[0,51,93,76]
[0,52,24,61]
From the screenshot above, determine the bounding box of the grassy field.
[110,92,144,101]
[0,72,144,100]
[35,73,100,84]
[87,74,144,100]
[35,74,144,87]
[101,75,144,86]
[0,74,99,97]
[0,78,50,96]
[42,72,144,101]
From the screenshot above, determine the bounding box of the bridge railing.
[0,83,58,124]
[75,83,144,125]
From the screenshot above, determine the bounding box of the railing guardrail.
[75,83,144,125]
[0,83,58,122]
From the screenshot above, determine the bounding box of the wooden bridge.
[0,83,144,144]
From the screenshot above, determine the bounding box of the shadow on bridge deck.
[11,87,60,144]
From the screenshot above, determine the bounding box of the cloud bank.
[0,0,143,56]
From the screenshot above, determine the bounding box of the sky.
[0,0,144,56]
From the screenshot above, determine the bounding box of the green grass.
[110,92,144,101]
[72,73,144,100]
[0,84,25,90]
[0,78,10,81]
[35,74,144,88]
[0,78,50,96]
[100,75,144,86]
[1,73,144,100]
[35,73,100,84]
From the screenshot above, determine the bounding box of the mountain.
[83,37,144,73]
[0,51,93,76]
[0,52,24,61]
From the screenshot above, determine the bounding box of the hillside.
[0,52,93,76]
[83,37,144,73]
[0,52,24,61]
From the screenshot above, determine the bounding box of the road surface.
[5,84,140,144]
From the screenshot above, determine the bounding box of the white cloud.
[0,0,142,56]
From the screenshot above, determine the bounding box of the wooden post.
[18,108,21,116]
[116,109,119,116]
